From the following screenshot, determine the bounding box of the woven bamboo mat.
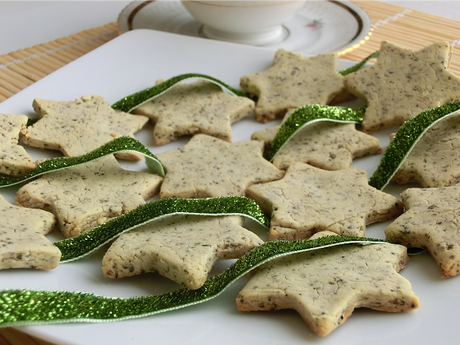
[0,22,120,103]
[1,1,459,104]
[0,1,460,344]
[341,1,460,72]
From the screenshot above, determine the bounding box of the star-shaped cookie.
[236,232,420,337]
[133,79,255,145]
[0,195,60,270]
[246,162,403,240]
[251,114,382,170]
[15,155,163,238]
[156,134,284,198]
[21,95,149,160]
[0,113,35,176]
[240,49,347,122]
[343,41,460,133]
[102,215,263,289]
[392,113,460,187]
[385,185,460,278]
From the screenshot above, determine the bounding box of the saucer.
[117,0,372,55]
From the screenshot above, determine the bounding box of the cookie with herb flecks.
[0,113,35,176]
[246,162,403,240]
[236,232,420,337]
[0,195,60,270]
[133,79,254,145]
[21,95,149,161]
[385,184,460,278]
[103,214,263,289]
[15,155,162,238]
[343,41,460,133]
[251,110,381,170]
[156,134,284,198]
[240,49,348,123]
[391,112,460,187]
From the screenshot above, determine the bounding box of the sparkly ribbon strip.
[265,105,366,161]
[338,51,379,76]
[111,73,249,113]
[369,102,460,190]
[0,236,386,327]
[55,196,269,263]
[0,137,165,188]
[26,118,39,127]
[110,53,377,114]
[260,51,379,162]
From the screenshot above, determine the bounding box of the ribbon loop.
[55,196,270,263]
[111,73,249,113]
[369,102,460,190]
[265,105,365,162]
[0,136,165,188]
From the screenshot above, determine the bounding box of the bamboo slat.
[0,56,43,82]
[0,22,119,103]
[0,68,33,90]
[343,1,460,75]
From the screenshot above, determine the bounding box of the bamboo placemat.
[1,1,459,104]
[0,1,459,344]
[0,22,120,103]
[341,1,460,72]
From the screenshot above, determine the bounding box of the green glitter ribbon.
[262,51,378,161]
[265,105,366,161]
[111,73,249,113]
[0,235,387,327]
[407,248,427,256]
[338,51,379,76]
[55,196,269,263]
[111,53,377,114]
[0,137,165,188]
[369,102,460,190]
[26,118,39,127]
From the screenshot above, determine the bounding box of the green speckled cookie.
[0,195,60,270]
[133,79,254,145]
[0,113,35,176]
[236,232,420,336]
[103,214,263,289]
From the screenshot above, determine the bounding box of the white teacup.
[181,0,306,46]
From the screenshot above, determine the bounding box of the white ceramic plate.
[117,0,372,55]
[0,29,458,345]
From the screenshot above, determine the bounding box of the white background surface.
[0,1,459,56]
